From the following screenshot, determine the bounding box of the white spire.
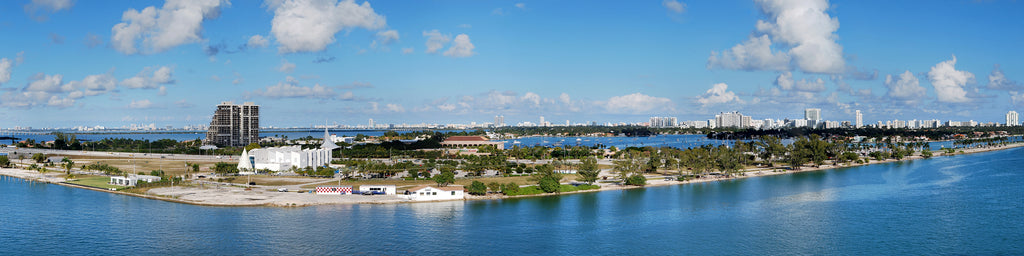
[321,127,339,150]
[237,148,253,170]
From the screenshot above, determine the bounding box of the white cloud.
[662,0,685,14]
[247,34,269,48]
[385,103,405,113]
[443,34,476,58]
[26,0,74,12]
[252,77,336,99]
[988,64,1020,90]
[710,0,844,74]
[438,103,456,111]
[128,99,154,109]
[0,58,11,84]
[269,0,387,53]
[775,71,825,92]
[522,92,541,106]
[558,93,571,105]
[605,93,672,114]
[708,35,790,71]
[24,73,64,93]
[401,47,414,54]
[697,83,741,105]
[120,66,175,89]
[158,86,167,96]
[928,55,974,103]
[1011,91,1024,106]
[278,59,296,73]
[152,66,174,84]
[423,30,451,54]
[24,0,73,21]
[62,73,117,96]
[375,30,399,45]
[884,70,925,100]
[111,0,229,54]
[515,3,526,9]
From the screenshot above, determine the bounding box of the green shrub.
[625,174,647,186]
[468,181,487,195]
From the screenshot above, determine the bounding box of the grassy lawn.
[67,175,126,190]
[60,154,227,176]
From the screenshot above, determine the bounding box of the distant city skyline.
[1,0,1022,128]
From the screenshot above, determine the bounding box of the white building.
[360,185,397,195]
[1007,111,1019,126]
[716,111,747,128]
[855,110,863,128]
[402,185,465,201]
[805,108,821,121]
[241,146,332,172]
[110,175,162,187]
[649,117,677,127]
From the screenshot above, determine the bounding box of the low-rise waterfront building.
[109,175,162,187]
[402,185,465,201]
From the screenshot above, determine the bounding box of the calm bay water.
[2,148,1023,255]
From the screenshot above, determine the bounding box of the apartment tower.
[204,102,259,147]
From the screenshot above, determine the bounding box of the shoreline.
[2,142,1021,207]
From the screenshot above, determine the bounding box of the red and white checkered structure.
[316,186,353,195]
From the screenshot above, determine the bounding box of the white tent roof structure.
[321,128,339,150]
[237,148,253,170]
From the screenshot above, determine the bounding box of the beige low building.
[440,136,504,150]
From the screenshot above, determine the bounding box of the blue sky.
[1,0,1022,128]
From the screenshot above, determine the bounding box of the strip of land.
[2,143,1021,207]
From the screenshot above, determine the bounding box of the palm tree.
[60,157,74,175]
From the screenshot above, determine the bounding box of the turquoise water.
[2,148,1023,255]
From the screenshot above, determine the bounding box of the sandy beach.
[2,142,1022,207]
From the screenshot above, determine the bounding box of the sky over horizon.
[1,0,1023,128]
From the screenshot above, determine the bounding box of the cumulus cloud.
[0,58,12,84]
[709,0,844,74]
[443,34,476,58]
[62,73,117,96]
[438,103,456,111]
[521,92,541,106]
[250,77,341,99]
[928,55,975,103]
[605,93,673,114]
[278,59,296,73]
[385,103,405,113]
[423,30,451,54]
[111,0,229,54]
[24,73,64,93]
[707,35,790,72]
[662,0,685,13]
[373,30,399,47]
[247,34,269,48]
[774,71,825,92]
[128,99,154,109]
[1011,91,1024,106]
[697,83,741,105]
[269,0,387,53]
[402,48,414,54]
[987,64,1020,90]
[121,66,175,89]
[884,70,925,100]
